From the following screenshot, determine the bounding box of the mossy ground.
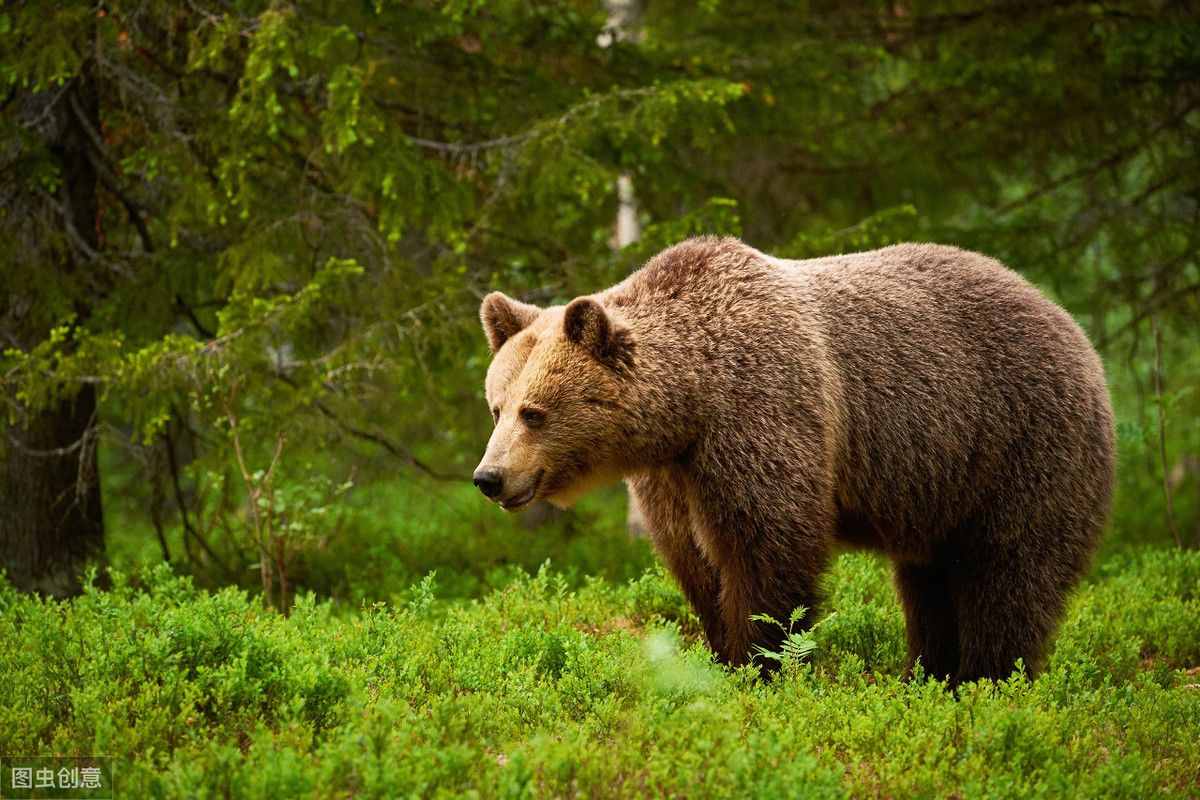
[2,545,1197,798]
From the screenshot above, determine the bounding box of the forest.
[1,1,1198,797]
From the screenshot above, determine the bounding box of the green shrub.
[1,547,1198,798]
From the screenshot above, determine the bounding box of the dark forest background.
[2,0,1198,607]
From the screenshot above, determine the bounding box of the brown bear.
[474,237,1114,686]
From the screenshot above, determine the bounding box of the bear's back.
[620,237,1112,557]
[792,242,1111,553]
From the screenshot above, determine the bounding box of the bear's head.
[473,291,634,511]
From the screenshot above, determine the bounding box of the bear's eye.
[491,406,500,424]
[519,407,546,429]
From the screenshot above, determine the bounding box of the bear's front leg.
[630,470,726,655]
[689,475,834,673]
[713,542,827,673]
[673,405,840,672]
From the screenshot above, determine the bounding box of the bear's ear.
[480,292,541,353]
[563,297,630,364]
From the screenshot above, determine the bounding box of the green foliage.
[2,0,1197,589]
[1,549,1197,798]
[102,472,656,605]
[750,606,834,671]
[2,3,1199,792]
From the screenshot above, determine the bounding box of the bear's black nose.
[473,468,504,499]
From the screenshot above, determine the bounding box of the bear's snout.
[473,467,504,499]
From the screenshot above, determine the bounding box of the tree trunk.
[0,69,105,596]
[1,388,105,596]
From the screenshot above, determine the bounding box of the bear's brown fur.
[475,237,1115,685]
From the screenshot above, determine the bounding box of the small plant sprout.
[750,606,837,670]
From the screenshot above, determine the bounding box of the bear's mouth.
[500,469,544,511]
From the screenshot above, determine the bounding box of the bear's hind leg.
[951,545,1070,686]
[894,561,960,682]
